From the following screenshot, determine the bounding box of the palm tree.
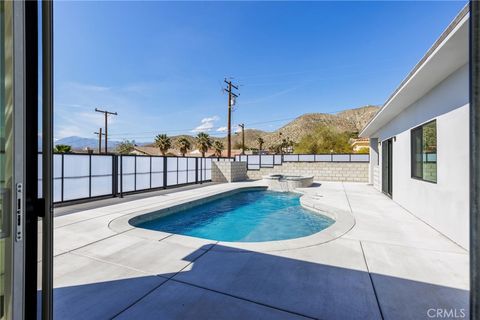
[176,137,191,157]
[154,134,172,156]
[256,137,264,152]
[213,140,224,157]
[196,132,212,157]
[54,144,72,153]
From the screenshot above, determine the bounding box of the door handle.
[15,183,22,242]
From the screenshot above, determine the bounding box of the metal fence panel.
[299,155,315,162]
[261,155,274,168]
[332,154,350,162]
[206,158,212,180]
[151,157,164,188]
[64,177,89,201]
[53,179,61,203]
[187,158,196,184]
[315,154,332,162]
[136,156,151,190]
[178,157,188,184]
[122,156,136,192]
[42,153,229,204]
[53,154,62,178]
[350,154,370,162]
[247,155,260,170]
[239,153,369,171]
[91,176,112,197]
[167,157,178,186]
[151,156,164,172]
[274,155,282,165]
[63,154,90,201]
[283,154,299,162]
[64,154,89,177]
[91,155,113,197]
[91,155,112,175]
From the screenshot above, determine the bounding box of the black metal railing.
[38,153,233,204]
[234,153,370,170]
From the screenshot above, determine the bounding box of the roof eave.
[359,5,469,138]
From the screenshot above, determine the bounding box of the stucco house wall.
[372,63,469,249]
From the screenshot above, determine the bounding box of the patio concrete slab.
[361,241,469,319]
[343,213,465,253]
[52,253,165,320]
[173,239,382,320]
[73,233,207,277]
[54,213,126,254]
[161,233,218,250]
[115,280,310,320]
[51,181,469,319]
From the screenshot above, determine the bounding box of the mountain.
[56,105,379,152]
[208,105,379,149]
[259,105,379,147]
[54,136,121,151]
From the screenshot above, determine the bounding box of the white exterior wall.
[368,138,380,190]
[373,63,469,249]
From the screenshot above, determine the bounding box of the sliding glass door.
[382,138,393,197]
[0,1,30,318]
[0,1,14,317]
[0,1,45,319]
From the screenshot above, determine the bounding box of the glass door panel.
[0,1,14,318]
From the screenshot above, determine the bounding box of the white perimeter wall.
[373,63,469,249]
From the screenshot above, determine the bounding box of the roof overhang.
[360,6,469,138]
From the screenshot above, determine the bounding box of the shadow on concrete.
[51,244,469,320]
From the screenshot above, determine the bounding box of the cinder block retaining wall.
[246,162,369,182]
[212,161,248,182]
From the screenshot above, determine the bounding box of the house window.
[411,120,437,183]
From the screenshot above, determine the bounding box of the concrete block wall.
[212,161,248,182]
[246,162,369,182]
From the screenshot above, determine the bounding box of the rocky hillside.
[231,105,379,148]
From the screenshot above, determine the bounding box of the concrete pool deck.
[51,181,469,319]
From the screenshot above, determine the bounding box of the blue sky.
[54,1,467,142]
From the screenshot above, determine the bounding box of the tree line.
[54,126,367,155]
[117,132,224,157]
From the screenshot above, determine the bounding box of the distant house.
[349,138,369,152]
[359,6,469,248]
[131,146,163,156]
[131,146,242,158]
[188,149,243,158]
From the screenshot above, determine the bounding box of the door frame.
[24,0,40,319]
[381,138,393,197]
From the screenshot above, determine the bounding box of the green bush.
[294,127,353,154]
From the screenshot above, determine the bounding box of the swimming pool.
[133,189,335,242]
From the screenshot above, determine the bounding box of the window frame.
[410,119,437,183]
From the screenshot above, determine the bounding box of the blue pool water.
[135,189,334,242]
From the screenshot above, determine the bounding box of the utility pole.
[95,108,117,153]
[94,128,104,154]
[223,79,239,158]
[238,123,245,155]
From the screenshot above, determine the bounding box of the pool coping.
[108,183,356,252]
